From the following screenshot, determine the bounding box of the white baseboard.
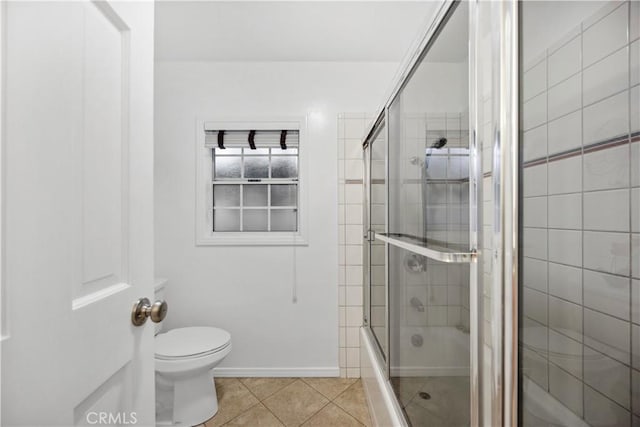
[212,367,340,377]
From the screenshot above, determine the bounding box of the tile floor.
[200,377,372,427]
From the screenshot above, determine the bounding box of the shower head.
[431,137,448,149]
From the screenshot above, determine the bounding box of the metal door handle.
[131,298,168,326]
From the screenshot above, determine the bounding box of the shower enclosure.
[360,0,638,425]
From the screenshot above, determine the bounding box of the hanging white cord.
[292,216,298,303]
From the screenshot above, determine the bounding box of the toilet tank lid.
[155,327,231,358]
[154,277,168,292]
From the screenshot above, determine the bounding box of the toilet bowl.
[154,279,232,426]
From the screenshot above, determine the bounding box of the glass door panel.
[387,2,471,425]
[369,122,388,358]
[519,1,639,426]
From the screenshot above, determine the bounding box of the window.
[212,145,299,232]
[195,119,307,246]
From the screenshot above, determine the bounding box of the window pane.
[244,156,269,178]
[271,148,298,156]
[214,156,241,178]
[271,184,297,206]
[243,185,268,206]
[271,157,298,178]
[244,148,269,155]
[243,209,268,231]
[271,209,297,231]
[214,209,240,231]
[213,148,242,155]
[213,184,240,207]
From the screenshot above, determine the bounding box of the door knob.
[131,298,168,326]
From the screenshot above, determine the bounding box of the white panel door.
[2,1,155,425]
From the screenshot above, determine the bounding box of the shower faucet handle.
[131,297,168,326]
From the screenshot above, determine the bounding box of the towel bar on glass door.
[375,233,476,263]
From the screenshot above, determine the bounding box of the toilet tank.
[154,278,168,335]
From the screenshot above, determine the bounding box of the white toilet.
[154,278,232,426]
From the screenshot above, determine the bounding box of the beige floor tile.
[263,379,329,426]
[225,403,285,427]
[302,403,363,427]
[301,377,357,400]
[240,377,296,401]
[205,379,260,427]
[333,381,372,426]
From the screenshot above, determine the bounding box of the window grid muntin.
[212,147,298,232]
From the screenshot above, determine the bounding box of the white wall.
[154,61,396,374]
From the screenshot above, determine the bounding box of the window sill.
[196,232,308,246]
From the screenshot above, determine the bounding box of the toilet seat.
[155,326,231,360]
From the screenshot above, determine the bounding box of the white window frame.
[195,117,308,246]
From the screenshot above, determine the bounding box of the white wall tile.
[632,188,640,233]
[583,4,629,67]
[344,184,363,204]
[583,143,630,191]
[630,40,639,87]
[345,225,361,245]
[549,262,582,304]
[633,234,639,279]
[549,296,583,342]
[584,189,629,232]
[549,330,582,378]
[584,231,630,275]
[524,59,547,101]
[584,383,631,426]
[631,86,639,134]
[549,363,583,416]
[345,265,363,285]
[524,287,548,325]
[345,286,363,307]
[548,36,582,87]
[344,118,366,140]
[585,307,631,365]
[583,47,629,106]
[548,110,581,155]
[634,279,640,324]
[523,227,548,260]
[584,269,630,320]
[523,196,548,228]
[344,139,363,160]
[549,229,582,267]
[632,143,640,187]
[345,204,362,225]
[523,124,548,162]
[584,345,631,409]
[549,156,582,194]
[548,73,582,120]
[523,92,547,131]
[584,91,629,145]
[548,193,582,229]
[345,306,362,327]
[523,164,548,197]
[522,348,548,389]
[344,159,363,180]
[632,0,640,42]
[523,257,548,293]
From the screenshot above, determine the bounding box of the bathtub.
[360,325,470,426]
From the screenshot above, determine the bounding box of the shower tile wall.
[521,1,640,424]
[338,113,372,378]
[392,113,470,331]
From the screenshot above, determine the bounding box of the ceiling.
[155,1,437,62]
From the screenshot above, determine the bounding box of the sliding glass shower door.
[376,2,473,425]
[519,1,640,425]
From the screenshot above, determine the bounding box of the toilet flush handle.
[131,298,168,326]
